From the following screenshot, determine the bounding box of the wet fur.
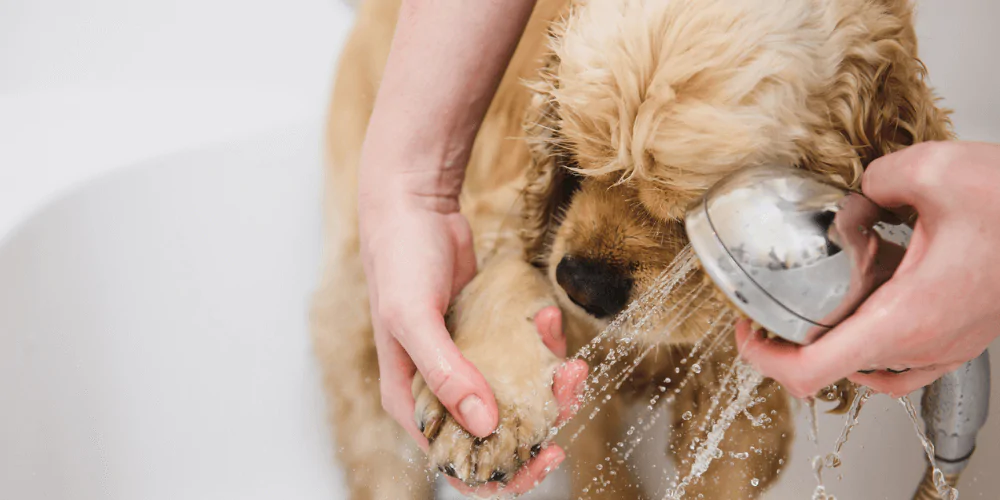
[312,0,951,498]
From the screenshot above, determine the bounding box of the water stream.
[900,396,960,500]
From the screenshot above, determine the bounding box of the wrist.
[358,164,463,216]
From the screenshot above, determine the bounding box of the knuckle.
[911,141,954,186]
[424,368,457,398]
[377,301,411,337]
[784,380,809,399]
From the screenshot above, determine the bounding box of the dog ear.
[521,114,580,267]
[521,56,581,267]
[811,0,953,182]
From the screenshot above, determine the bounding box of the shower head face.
[685,165,911,345]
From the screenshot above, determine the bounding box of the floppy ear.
[521,53,581,267]
[813,0,953,182]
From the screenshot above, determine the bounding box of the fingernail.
[459,395,494,436]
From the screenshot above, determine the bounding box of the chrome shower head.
[684,165,912,345]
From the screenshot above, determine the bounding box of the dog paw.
[412,369,559,486]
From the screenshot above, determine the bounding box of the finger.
[374,333,429,450]
[737,279,920,399]
[447,445,566,497]
[534,306,566,358]
[497,445,566,495]
[553,359,589,425]
[735,322,831,399]
[447,213,477,299]
[847,363,961,398]
[862,142,945,215]
[389,308,499,438]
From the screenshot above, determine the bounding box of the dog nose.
[555,256,633,319]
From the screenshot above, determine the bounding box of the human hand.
[358,188,493,441]
[737,141,1000,398]
[358,189,587,485]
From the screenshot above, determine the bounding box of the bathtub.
[2,0,999,499]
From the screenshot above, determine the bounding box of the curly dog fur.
[311,0,951,498]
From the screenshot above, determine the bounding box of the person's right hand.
[737,141,1000,398]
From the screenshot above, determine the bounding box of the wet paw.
[412,372,558,486]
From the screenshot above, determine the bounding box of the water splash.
[824,386,873,469]
[899,396,959,500]
[810,454,836,500]
[663,359,764,499]
[805,398,820,445]
[564,249,709,443]
[619,314,735,463]
[572,246,698,363]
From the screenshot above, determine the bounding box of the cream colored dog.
[312,0,951,498]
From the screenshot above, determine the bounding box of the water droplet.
[691,363,702,374]
[751,478,760,487]
[682,411,693,421]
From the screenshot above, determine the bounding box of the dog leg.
[311,258,433,500]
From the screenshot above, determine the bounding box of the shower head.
[684,165,912,345]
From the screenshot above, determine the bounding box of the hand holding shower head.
[684,164,990,492]
[684,164,911,345]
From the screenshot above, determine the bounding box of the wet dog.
[311,0,950,497]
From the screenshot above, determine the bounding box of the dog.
[311,0,951,498]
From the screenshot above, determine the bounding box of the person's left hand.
[445,306,589,497]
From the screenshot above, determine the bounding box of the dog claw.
[440,463,458,478]
[422,415,444,442]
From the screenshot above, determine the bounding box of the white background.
[1,1,998,499]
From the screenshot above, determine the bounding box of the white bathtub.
[2,0,999,499]
[0,124,349,499]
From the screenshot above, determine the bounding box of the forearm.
[360,0,538,209]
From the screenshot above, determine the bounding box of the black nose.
[555,256,633,319]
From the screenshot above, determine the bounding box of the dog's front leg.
[411,250,564,487]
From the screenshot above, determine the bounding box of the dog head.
[522,0,951,336]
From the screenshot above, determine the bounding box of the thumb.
[447,213,477,299]
[554,360,589,425]
[391,307,499,437]
[534,306,566,358]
